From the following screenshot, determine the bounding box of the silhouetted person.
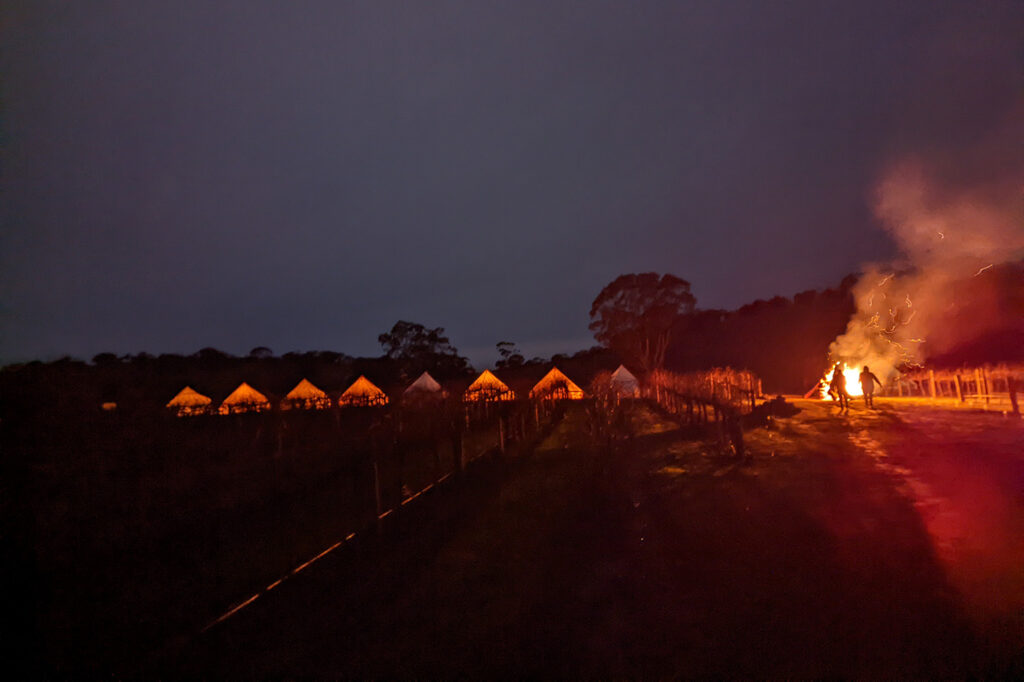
[829,364,850,410]
[859,365,883,408]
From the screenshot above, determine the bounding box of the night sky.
[2,1,1021,367]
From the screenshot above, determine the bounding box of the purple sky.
[2,1,1021,367]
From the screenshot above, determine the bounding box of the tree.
[589,273,696,372]
[249,346,273,358]
[193,347,232,361]
[192,347,233,370]
[378,321,471,380]
[495,341,524,369]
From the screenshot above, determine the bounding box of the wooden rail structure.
[643,368,764,456]
[647,368,762,414]
[888,364,1022,416]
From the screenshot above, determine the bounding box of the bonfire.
[811,362,865,400]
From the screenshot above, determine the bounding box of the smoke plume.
[829,107,1024,379]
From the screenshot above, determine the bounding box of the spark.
[878,274,894,286]
[902,310,917,325]
[866,293,874,308]
[938,231,945,239]
[974,263,994,276]
[905,294,912,308]
[909,338,926,343]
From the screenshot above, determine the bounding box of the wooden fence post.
[728,409,744,458]
[954,375,964,402]
[453,421,464,473]
[372,451,384,531]
[928,370,937,401]
[498,415,506,455]
[1009,375,1020,417]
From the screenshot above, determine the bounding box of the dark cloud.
[2,0,1021,366]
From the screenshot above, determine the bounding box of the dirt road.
[172,399,1023,677]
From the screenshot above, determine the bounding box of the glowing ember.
[818,363,864,400]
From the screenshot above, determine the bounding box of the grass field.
[171,397,1024,677]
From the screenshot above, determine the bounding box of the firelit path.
[169,400,1023,677]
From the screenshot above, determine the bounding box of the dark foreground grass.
[168,400,1023,677]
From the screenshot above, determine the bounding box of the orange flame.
[818,363,864,400]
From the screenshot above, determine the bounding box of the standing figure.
[859,366,883,408]
[829,364,850,410]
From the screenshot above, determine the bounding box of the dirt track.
[171,399,1024,677]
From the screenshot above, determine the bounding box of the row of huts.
[166,366,640,416]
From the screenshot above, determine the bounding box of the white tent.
[529,367,584,400]
[610,365,640,397]
[404,371,445,397]
[463,369,515,402]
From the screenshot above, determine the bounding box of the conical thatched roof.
[610,365,640,396]
[339,375,389,407]
[464,369,515,402]
[405,371,443,395]
[285,378,327,401]
[166,386,212,408]
[282,378,331,409]
[219,382,271,414]
[529,367,584,400]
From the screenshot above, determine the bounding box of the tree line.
[0,275,860,417]
[588,272,857,393]
[591,260,1023,393]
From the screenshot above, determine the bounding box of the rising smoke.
[829,107,1024,380]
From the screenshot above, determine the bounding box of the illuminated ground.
[173,399,1024,677]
